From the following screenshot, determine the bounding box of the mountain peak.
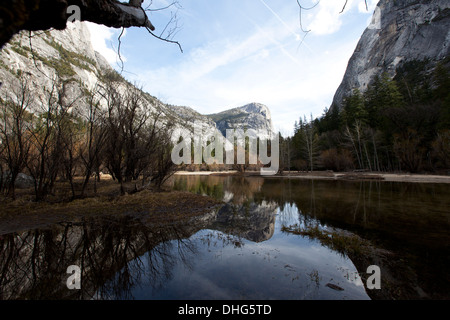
[239,103,271,119]
[207,103,274,137]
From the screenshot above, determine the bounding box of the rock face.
[332,0,450,110]
[0,21,108,112]
[168,102,274,143]
[208,103,274,138]
[0,23,274,144]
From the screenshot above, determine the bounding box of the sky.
[87,0,379,136]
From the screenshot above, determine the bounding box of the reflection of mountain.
[171,175,276,242]
[3,175,448,299]
[210,201,277,243]
[0,197,278,299]
[175,175,450,299]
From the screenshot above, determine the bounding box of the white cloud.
[85,22,127,65]
[132,21,358,136]
[305,0,377,35]
[118,1,371,135]
[306,0,347,35]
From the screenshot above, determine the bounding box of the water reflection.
[172,175,450,300]
[0,175,449,299]
[0,214,203,300]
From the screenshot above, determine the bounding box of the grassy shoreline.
[0,178,223,235]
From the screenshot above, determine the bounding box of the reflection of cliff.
[209,201,277,243]
[0,197,279,299]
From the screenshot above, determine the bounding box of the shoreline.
[174,170,450,184]
[0,188,223,236]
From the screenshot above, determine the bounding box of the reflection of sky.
[130,203,369,300]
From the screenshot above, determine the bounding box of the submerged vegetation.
[281,224,374,257]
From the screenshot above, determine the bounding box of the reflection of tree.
[226,177,263,204]
[171,175,264,205]
[198,231,245,250]
[275,179,450,299]
[171,175,225,200]
[0,215,198,300]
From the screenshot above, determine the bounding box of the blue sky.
[87,0,378,135]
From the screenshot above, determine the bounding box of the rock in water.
[326,283,345,291]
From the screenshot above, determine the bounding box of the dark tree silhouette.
[0,0,156,48]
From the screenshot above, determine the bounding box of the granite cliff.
[332,0,450,110]
[0,22,274,145]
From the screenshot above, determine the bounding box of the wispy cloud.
[259,0,302,41]
[95,0,376,135]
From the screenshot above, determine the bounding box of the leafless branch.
[146,27,183,53]
[145,1,182,12]
[340,0,369,13]
[296,0,320,34]
[117,28,125,73]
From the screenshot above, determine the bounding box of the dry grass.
[0,178,223,234]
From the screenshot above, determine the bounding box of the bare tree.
[150,120,176,190]
[0,74,33,198]
[27,78,79,200]
[100,77,176,194]
[101,79,127,193]
[78,85,107,196]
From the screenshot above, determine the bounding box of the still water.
[0,175,449,299]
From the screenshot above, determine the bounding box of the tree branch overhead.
[0,0,155,48]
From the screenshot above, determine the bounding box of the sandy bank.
[174,171,450,184]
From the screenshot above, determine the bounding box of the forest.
[282,59,450,174]
[0,71,176,201]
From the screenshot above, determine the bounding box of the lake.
[0,174,449,300]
